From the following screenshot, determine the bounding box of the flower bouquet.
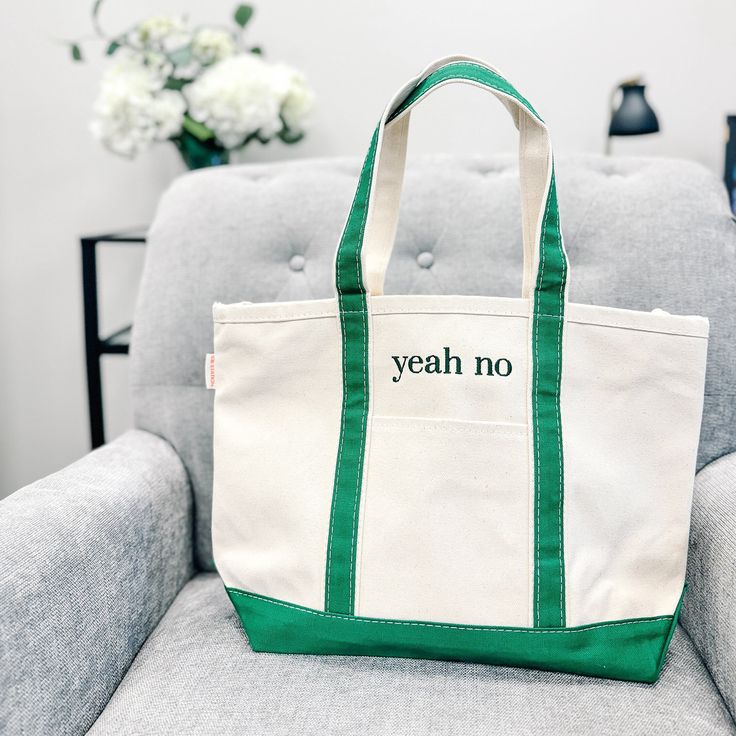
[70,4,314,169]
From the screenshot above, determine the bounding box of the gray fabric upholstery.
[131,154,736,569]
[89,573,735,736]
[682,451,736,718]
[0,430,194,736]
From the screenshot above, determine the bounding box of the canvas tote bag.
[210,56,709,683]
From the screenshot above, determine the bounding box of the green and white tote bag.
[211,56,708,683]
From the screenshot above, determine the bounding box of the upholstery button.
[416,251,434,269]
[289,254,305,271]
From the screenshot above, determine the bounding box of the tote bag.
[211,56,708,683]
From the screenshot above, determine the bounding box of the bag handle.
[333,56,568,305]
[326,58,569,625]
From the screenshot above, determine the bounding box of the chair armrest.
[0,430,194,736]
[681,450,736,718]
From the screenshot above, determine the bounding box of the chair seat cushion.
[89,574,735,735]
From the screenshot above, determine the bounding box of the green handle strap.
[335,59,566,302]
[326,59,568,629]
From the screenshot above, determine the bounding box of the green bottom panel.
[226,587,684,683]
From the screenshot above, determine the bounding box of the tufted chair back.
[131,155,736,570]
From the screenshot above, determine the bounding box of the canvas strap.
[362,55,550,299]
[326,57,569,629]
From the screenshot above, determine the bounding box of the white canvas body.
[212,296,707,628]
[211,56,708,634]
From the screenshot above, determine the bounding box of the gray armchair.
[2,155,734,735]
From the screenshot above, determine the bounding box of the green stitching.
[533,184,553,626]
[555,179,567,624]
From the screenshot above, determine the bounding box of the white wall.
[0,0,733,497]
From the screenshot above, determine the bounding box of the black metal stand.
[81,230,147,449]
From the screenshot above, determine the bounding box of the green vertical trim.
[325,61,568,626]
[227,585,683,684]
[532,169,567,628]
[324,130,378,614]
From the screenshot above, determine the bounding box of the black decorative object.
[606,78,660,154]
[81,229,147,448]
[724,116,736,213]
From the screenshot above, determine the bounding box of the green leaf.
[279,126,304,145]
[168,46,193,67]
[249,46,263,55]
[182,115,215,142]
[164,77,188,91]
[234,4,254,27]
[106,40,120,56]
[278,117,305,144]
[71,43,83,62]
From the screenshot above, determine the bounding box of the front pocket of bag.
[356,416,530,627]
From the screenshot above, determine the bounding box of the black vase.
[173,131,230,170]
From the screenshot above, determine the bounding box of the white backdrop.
[0,0,733,496]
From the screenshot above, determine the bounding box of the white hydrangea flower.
[184,53,286,148]
[192,28,236,64]
[149,91,188,140]
[90,56,185,158]
[129,15,190,52]
[134,49,174,80]
[275,64,315,134]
